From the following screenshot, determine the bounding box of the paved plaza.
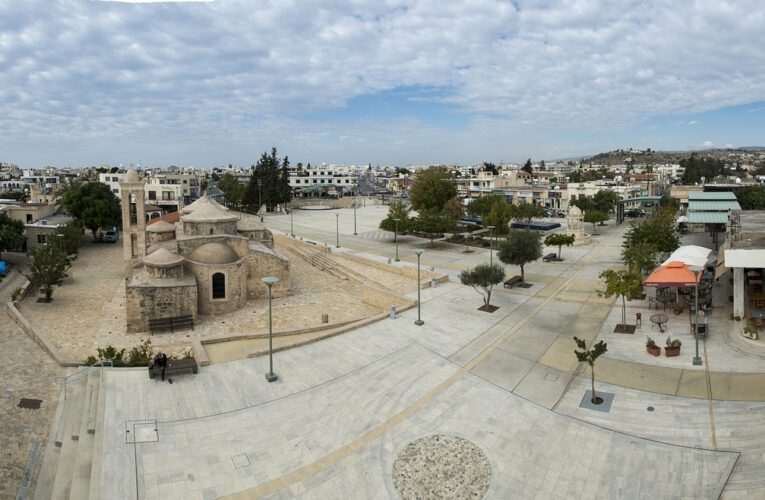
[7,202,765,498]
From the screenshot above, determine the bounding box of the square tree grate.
[18,398,42,410]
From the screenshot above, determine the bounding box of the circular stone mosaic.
[392,434,491,499]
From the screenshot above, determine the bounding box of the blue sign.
[0,261,6,276]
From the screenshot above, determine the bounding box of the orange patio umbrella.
[643,261,703,288]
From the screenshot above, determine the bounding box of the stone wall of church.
[245,243,291,299]
[183,220,237,237]
[237,229,274,249]
[176,235,248,259]
[185,259,247,315]
[146,230,175,245]
[125,281,197,333]
[144,264,184,280]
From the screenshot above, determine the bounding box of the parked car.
[103,228,118,243]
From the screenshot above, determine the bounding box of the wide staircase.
[33,364,109,500]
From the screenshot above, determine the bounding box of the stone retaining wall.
[5,301,82,366]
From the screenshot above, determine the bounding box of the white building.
[289,163,358,194]
[99,173,127,197]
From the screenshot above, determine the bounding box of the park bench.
[148,357,198,379]
[504,275,523,289]
[542,253,557,262]
[149,315,194,334]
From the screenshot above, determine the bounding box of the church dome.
[143,248,184,268]
[188,242,240,264]
[182,195,229,215]
[146,220,176,233]
[182,203,237,223]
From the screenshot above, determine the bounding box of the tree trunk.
[485,287,492,307]
[591,367,597,403]
[621,295,626,325]
[520,265,525,286]
[557,244,562,260]
[45,286,52,300]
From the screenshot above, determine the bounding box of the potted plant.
[673,302,683,316]
[730,312,735,320]
[11,286,22,301]
[665,337,682,357]
[735,315,741,321]
[646,337,661,356]
[743,326,760,340]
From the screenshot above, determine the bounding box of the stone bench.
[504,276,523,289]
[542,253,557,262]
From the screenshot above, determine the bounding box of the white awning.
[661,245,713,268]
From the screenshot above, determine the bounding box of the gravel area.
[393,434,491,499]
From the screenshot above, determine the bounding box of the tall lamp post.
[262,277,280,382]
[353,196,358,235]
[56,233,64,252]
[335,213,340,248]
[393,218,400,262]
[257,179,262,217]
[290,209,294,237]
[486,225,495,266]
[689,265,704,366]
[414,249,424,326]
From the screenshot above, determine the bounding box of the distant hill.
[555,147,765,166]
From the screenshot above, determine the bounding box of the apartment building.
[289,163,358,194]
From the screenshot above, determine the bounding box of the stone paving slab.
[259,376,737,499]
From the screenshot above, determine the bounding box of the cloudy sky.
[2,0,764,169]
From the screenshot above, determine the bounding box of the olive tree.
[497,229,542,287]
[459,263,505,310]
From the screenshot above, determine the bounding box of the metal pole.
[487,225,495,266]
[290,209,294,237]
[353,197,357,235]
[335,213,340,248]
[262,277,279,382]
[258,180,262,216]
[415,250,424,326]
[394,219,400,262]
[690,266,703,366]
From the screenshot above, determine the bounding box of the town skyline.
[2,1,764,168]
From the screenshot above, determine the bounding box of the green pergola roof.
[688,191,737,200]
[617,195,663,204]
[296,183,337,192]
[687,212,729,224]
[688,200,741,211]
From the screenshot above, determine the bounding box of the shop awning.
[688,200,741,211]
[688,191,737,201]
[661,245,712,268]
[644,261,704,287]
[687,212,729,224]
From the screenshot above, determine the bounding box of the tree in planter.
[596,268,643,330]
[573,336,608,404]
[511,201,547,224]
[482,202,512,235]
[0,211,25,260]
[26,244,68,301]
[459,263,505,311]
[411,209,453,246]
[497,229,542,287]
[379,200,412,233]
[441,196,464,224]
[583,210,608,232]
[544,233,575,260]
[621,240,661,277]
[49,221,84,256]
[592,190,620,215]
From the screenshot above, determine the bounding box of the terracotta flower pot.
[647,345,661,356]
[665,347,680,357]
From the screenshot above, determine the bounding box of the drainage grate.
[16,441,41,500]
[18,399,42,410]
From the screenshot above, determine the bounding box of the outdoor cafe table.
[650,313,669,332]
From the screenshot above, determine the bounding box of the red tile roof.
[146,211,180,226]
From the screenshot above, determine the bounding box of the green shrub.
[126,339,155,366]
[86,339,156,367]
[482,240,491,247]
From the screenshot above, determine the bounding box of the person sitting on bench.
[154,353,168,381]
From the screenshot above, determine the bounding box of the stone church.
[119,169,290,333]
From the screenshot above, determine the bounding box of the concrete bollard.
[387,258,392,264]
[430,266,435,272]
[390,305,397,319]
[431,277,437,288]
[322,312,329,324]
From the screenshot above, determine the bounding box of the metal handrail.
[55,360,113,400]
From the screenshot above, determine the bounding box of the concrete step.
[86,371,101,435]
[69,380,85,442]
[49,379,85,500]
[32,382,68,500]
[87,368,108,500]
[69,373,98,499]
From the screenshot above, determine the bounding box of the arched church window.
[212,273,225,299]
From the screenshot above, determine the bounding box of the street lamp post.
[262,277,280,382]
[56,233,64,252]
[689,265,704,366]
[335,213,340,248]
[290,209,294,237]
[257,179,262,217]
[414,249,424,326]
[486,225,495,266]
[393,218,400,262]
[353,196,357,236]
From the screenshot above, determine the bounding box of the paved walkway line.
[704,338,718,450]
[223,226,629,499]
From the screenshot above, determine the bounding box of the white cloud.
[688,120,698,125]
[701,140,714,148]
[1,0,765,166]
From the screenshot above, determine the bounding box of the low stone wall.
[6,301,83,366]
[341,253,449,285]
[125,279,198,333]
[245,241,291,299]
